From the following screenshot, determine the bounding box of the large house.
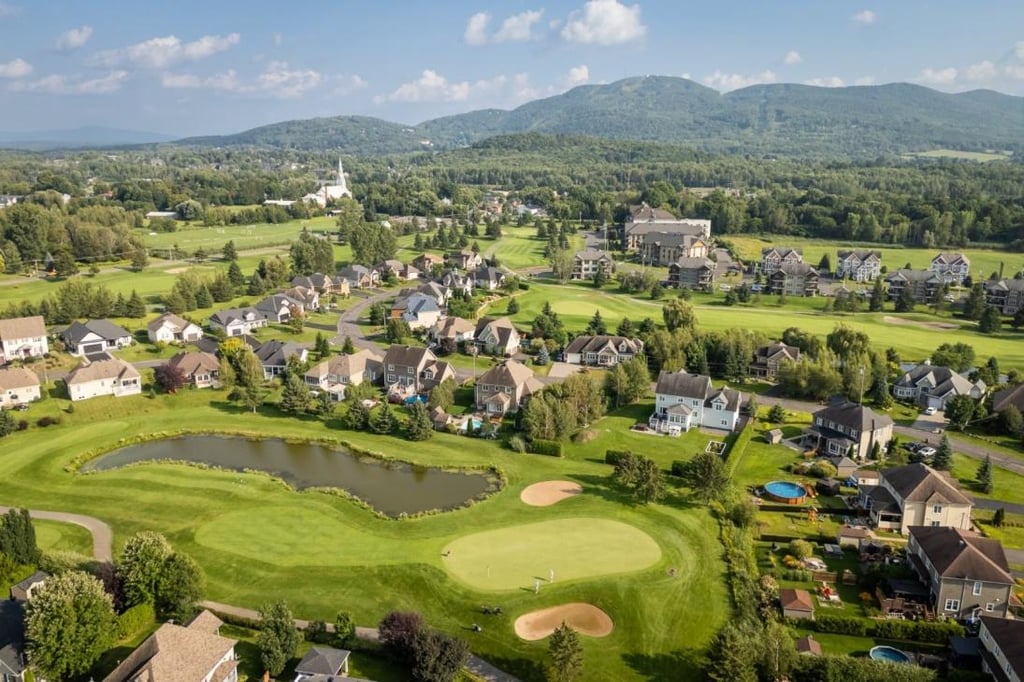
[473,266,506,291]
[291,272,349,296]
[768,263,819,297]
[0,316,48,364]
[446,249,483,271]
[254,340,308,378]
[103,610,238,682]
[885,269,943,303]
[378,259,420,281]
[761,247,803,275]
[749,342,801,380]
[624,204,711,250]
[564,335,644,367]
[992,383,1024,416]
[147,312,203,345]
[803,399,893,460]
[835,250,882,282]
[0,367,40,408]
[474,317,521,356]
[208,307,267,337]
[65,356,141,401]
[474,359,544,416]
[639,233,709,266]
[382,345,455,394]
[61,319,132,356]
[930,252,971,284]
[985,278,1024,316]
[440,269,473,298]
[907,526,1013,620]
[256,293,303,323]
[572,249,614,281]
[430,316,476,352]
[980,617,1024,682]
[390,292,442,330]
[407,281,451,309]
[893,363,986,410]
[857,462,973,534]
[166,351,220,389]
[305,348,383,401]
[667,257,717,291]
[648,370,743,434]
[337,264,380,289]
[412,253,445,273]
[281,285,321,312]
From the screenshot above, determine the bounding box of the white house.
[65,357,141,401]
[474,317,520,356]
[147,313,203,345]
[648,370,743,434]
[391,292,442,330]
[0,366,41,408]
[209,307,267,337]
[61,319,133,356]
[893,362,986,410]
[930,253,971,284]
[0,316,49,364]
[564,335,643,367]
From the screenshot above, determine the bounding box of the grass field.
[33,519,94,556]
[0,388,727,681]
[441,518,661,590]
[142,216,338,252]
[907,149,1013,163]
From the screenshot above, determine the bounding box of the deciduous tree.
[118,531,172,607]
[257,600,299,677]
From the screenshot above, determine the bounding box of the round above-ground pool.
[869,646,913,664]
[764,480,808,505]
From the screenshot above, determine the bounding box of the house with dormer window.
[474,359,543,416]
[209,307,267,337]
[564,335,643,367]
[648,370,743,434]
[857,462,973,534]
[474,317,520,356]
[835,250,882,282]
[761,247,803,275]
[382,345,455,394]
[802,399,893,460]
[930,252,971,284]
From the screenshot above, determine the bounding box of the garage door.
[83,343,105,354]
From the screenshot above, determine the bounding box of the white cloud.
[161,64,360,98]
[703,69,777,91]
[13,70,128,95]
[1005,64,1024,80]
[804,76,844,87]
[56,25,93,51]
[376,69,474,103]
[0,57,32,78]
[92,32,240,68]
[561,0,646,46]
[965,60,996,82]
[332,73,368,96]
[464,12,490,46]
[161,70,240,90]
[494,10,544,42]
[854,76,876,86]
[783,50,802,65]
[567,64,590,86]
[852,9,877,25]
[257,61,322,98]
[918,67,958,84]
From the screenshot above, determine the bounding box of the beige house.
[383,345,455,394]
[0,366,41,407]
[761,247,803,275]
[147,313,203,345]
[167,351,220,388]
[305,348,384,400]
[858,463,973,534]
[749,342,801,380]
[474,359,543,416]
[103,610,238,682]
[564,335,644,367]
[639,233,708,266]
[430,316,476,353]
[803,399,893,460]
[572,249,614,281]
[474,317,521,356]
[779,588,815,621]
[0,316,48,364]
[65,357,141,401]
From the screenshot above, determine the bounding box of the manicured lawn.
[976,513,1024,549]
[34,519,94,556]
[0,388,727,682]
[141,216,338,252]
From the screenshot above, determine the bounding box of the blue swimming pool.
[764,480,808,504]
[869,646,912,664]
[403,394,427,405]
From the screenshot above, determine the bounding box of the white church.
[265,158,351,208]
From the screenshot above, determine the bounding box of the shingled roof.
[295,645,351,675]
[0,315,46,340]
[909,526,1011,584]
[882,462,972,505]
[814,398,894,432]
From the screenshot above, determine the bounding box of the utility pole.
[858,366,865,405]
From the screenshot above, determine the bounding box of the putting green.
[441,518,662,591]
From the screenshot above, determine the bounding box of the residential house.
[639,233,709,266]
[208,307,267,337]
[907,526,1013,620]
[627,203,676,223]
[9,571,48,602]
[474,316,521,356]
[291,272,345,295]
[835,250,882,282]
[992,383,1024,415]
[0,600,25,682]
[0,194,21,209]
[572,249,614,281]
[885,269,943,304]
[893,362,986,410]
[378,259,420,281]
[256,293,304,323]
[65,356,141,401]
[795,635,822,657]
[413,253,445,273]
[0,316,48,364]
[564,335,644,367]
[749,342,801,380]
[648,370,744,434]
[430,316,476,352]
[0,367,40,408]
[254,340,308,378]
[779,588,815,621]
[282,285,321,312]
[985,278,1024,316]
[390,292,442,330]
[337,264,380,289]
[761,247,803,275]
[667,257,717,291]
[803,399,894,460]
[931,252,971,284]
[473,266,506,291]
[623,204,711,249]
[146,312,203,345]
[293,646,351,681]
[446,249,483,271]
[103,610,238,682]
[474,359,544,416]
[979,617,1024,682]
[857,462,973,534]
[61,319,132,356]
[768,263,819,297]
[304,348,383,401]
[166,351,220,388]
[410,280,451,308]
[382,345,455,394]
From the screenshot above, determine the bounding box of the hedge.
[799,614,964,643]
[605,449,632,466]
[670,460,688,477]
[793,655,937,682]
[117,602,155,640]
[801,614,867,635]
[518,281,530,291]
[529,439,564,457]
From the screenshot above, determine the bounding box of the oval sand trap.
[514,603,613,641]
[520,480,583,507]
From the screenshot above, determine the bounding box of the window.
[933,505,943,513]
[944,599,960,612]
[387,364,394,371]
[973,581,983,596]
[985,603,995,612]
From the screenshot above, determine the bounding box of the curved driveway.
[0,505,113,562]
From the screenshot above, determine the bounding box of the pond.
[81,435,496,516]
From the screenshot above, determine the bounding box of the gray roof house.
[893,362,986,410]
[564,335,644,367]
[474,317,521,356]
[294,645,352,680]
[473,266,506,291]
[803,398,893,461]
[0,600,25,681]
[10,570,49,602]
[858,462,973,534]
[980,616,1024,682]
[61,319,132,356]
[208,307,267,337]
[649,370,743,434]
[254,340,309,378]
[256,293,304,323]
[382,345,455,395]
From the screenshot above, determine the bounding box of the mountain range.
[0,126,176,150]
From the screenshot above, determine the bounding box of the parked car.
[917,446,937,458]
[924,406,937,416]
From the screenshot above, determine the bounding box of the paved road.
[333,289,395,352]
[0,505,113,562]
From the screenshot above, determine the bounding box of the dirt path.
[0,505,113,562]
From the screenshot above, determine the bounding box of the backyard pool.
[869,646,912,664]
[764,480,809,505]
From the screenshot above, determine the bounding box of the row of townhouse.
[761,249,971,285]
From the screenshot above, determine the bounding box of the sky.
[1,0,1023,137]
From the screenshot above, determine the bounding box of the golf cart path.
[0,505,113,562]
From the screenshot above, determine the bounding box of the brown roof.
[167,351,219,377]
[0,366,39,391]
[383,344,435,370]
[909,526,1012,584]
[795,635,822,656]
[147,312,194,333]
[980,617,1024,680]
[306,348,383,380]
[102,610,236,682]
[992,383,1024,413]
[0,316,46,340]
[66,357,139,385]
[838,526,870,539]
[882,463,972,505]
[477,359,542,395]
[435,317,475,339]
[779,588,814,612]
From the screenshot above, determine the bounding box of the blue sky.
[1,0,1023,136]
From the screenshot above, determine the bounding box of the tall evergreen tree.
[932,434,953,471]
[977,455,994,494]
[546,622,584,682]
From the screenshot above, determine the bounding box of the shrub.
[118,602,156,640]
[605,449,632,466]
[519,281,530,291]
[788,539,814,560]
[36,415,61,427]
[528,439,564,457]
[670,460,688,477]
[508,435,527,454]
[808,461,838,479]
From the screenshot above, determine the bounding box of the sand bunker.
[520,480,583,507]
[883,316,957,331]
[514,603,614,641]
